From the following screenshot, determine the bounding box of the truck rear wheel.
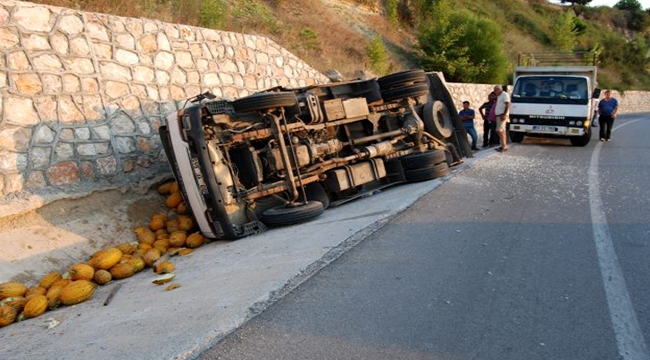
[404,163,450,182]
[378,69,427,90]
[233,92,298,113]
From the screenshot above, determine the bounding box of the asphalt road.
[199,113,650,360]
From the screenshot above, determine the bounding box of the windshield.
[512,76,589,105]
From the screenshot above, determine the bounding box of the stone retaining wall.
[0,0,327,207]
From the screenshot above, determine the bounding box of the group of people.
[459,86,619,151]
[459,85,511,153]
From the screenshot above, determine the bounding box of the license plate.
[190,157,209,194]
[533,125,556,132]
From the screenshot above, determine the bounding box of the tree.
[614,0,642,11]
[551,10,580,52]
[560,0,593,5]
[416,0,507,83]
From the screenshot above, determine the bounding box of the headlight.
[576,121,583,126]
[519,118,525,124]
[569,121,575,126]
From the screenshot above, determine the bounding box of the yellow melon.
[1,296,27,313]
[0,282,28,300]
[177,216,193,231]
[166,219,180,233]
[168,231,187,247]
[157,182,174,195]
[24,286,47,299]
[153,239,170,253]
[175,202,188,215]
[149,214,167,231]
[90,248,123,270]
[178,248,193,256]
[93,269,112,285]
[38,272,63,290]
[155,261,175,274]
[143,249,162,267]
[46,286,63,310]
[116,242,137,255]
[23,295,48,318]
[60,280,96,306]
[166,192,183,209]
[0,305,17,327]
[69,263,95,281]
[186,233,206,248]
[51,278,72,289]
[109,263,136,279]
[127,257,146,273]
[134,226,156,244]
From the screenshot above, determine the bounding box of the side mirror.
[592,88,601,99]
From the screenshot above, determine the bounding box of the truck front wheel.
[509,131,525,143]
[570,128,592,147]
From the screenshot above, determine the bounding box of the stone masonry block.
[0,126,32,151]
[30,147,51,169]
[14,6,53,32]
[0,27,19,48]
[47,161,80,186]
[5,95,39,125]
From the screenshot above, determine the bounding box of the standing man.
[598,90,619,142]
[479,92,497,147]
[493,85,510,152]
[459,101,479,151]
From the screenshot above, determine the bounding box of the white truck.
[508,53,600,147]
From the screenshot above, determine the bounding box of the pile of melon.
[0,181,207,328]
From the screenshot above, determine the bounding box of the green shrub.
[386,0,398,24]
[417,0,508,83]
[365,34,389,75]
[198,0,226,29]
[299,28,320,51]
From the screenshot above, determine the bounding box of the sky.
[550,0,650,9]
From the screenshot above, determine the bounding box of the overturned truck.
[160,69,470,240]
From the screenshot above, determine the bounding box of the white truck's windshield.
[512,76,589,105]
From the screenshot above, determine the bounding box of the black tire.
[233,92,298,113]
[350,79,383,104]
[404,163,450,182]
[298,183,330,210]
[509,131,525,143]
[422,100,454,139]
[400,149,447,170]
[378,69,427,90]
[261,201,324,226]
[570,128,592,147]
[381,82,429,102]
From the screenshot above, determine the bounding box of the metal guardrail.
[517,52,598,66]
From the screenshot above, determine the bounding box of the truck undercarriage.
[160,70,468,240]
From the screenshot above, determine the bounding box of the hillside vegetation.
[27,0,650,90]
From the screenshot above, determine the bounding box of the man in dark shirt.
[479,92,497,147]
[598,90,619,142]
[459,101,479,151]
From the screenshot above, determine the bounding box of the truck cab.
[508,53,600,147]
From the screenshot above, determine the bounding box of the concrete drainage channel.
[0,155,482,360]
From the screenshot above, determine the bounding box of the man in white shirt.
[493,85,510,152]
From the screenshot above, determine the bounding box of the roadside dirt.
[0,177,172,284]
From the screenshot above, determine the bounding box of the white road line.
[589,117,650,360]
